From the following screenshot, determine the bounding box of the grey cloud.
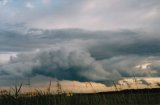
[89,38,160,60]
[2,28,160,55]
[0,0,160,84]
[0,28,160,82]
[101,56,152,78]
[0,48,111,82]
[1,0,160,30]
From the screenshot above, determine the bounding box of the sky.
[0,0,160,86]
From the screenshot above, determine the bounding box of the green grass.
[0,88,160,105]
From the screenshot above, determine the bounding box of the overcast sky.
[0,0,160,85]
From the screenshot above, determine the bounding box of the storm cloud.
[0,28,160,83]
[0,0,160,84]
[1,48,111,81]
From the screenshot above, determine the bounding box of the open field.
[0,88,160,105]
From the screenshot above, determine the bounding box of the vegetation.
[0,80,159,105]
[0,88,160,105]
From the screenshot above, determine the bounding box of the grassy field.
[0,88,160,105]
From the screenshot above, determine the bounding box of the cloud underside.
[0,28,160,83]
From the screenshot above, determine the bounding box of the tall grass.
[0,80,160,105]
[0,88,160,105]
[11,83,23,99]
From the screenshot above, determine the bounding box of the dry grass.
[0,81,160,105]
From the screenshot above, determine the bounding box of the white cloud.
[26,2,34,9]
[0,53,17,64]
[135,63,152,70]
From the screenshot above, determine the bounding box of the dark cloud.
[89,38,160,60]
[0,0,160,85]
[0,28,160,83]
[0,48,111,82]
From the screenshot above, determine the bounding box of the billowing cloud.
[0,0,160,84]
[0,47,111,81]
[0,28,160,84]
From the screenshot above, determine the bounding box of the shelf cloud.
[0,29,160,83]
[0,0,160,84]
